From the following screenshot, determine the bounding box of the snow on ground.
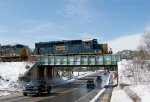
[111,60,150,102]
[130,85,150,102]
[101,72,110,87]
[0,91,11,97]
[0,62,34,96]
[111,87,133,102]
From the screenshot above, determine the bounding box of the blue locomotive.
[34,39,111,55]
[0,44,31,61]
[0,44,30,56]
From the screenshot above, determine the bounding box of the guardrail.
[90,88,106,102]
[90,72,113,102]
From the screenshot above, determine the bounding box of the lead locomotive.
[34,39,112,55]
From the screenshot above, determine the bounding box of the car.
[23,80,51,96]
[104,71,107,75]
[87,79,95,88]
[96,76,102,83]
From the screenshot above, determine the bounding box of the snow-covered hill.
[0,62,34,92]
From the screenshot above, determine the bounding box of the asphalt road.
[0,71,108,102]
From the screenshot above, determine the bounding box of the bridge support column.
[45,67,53,80]
[29,65,38,80]
[37,66,45,80]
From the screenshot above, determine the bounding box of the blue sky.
[0,0,150,52]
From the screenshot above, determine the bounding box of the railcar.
[0,44,31,61]
[34,39,112,55]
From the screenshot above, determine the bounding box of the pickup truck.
[23,80,51,96]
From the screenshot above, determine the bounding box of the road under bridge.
[0,71,113,102]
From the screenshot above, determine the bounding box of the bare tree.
[123,32,150,85]
[138,32,150,59]
[120,58,149,85]
[120,32,150,86]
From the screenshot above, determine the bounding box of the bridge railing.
[35,54,121,66]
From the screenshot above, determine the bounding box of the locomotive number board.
[55,46,66,50]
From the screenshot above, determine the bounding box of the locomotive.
[34,39,112,55]
[0,44,31,61]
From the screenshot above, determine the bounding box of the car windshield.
[29,80,42,85]
[88,81,93,83]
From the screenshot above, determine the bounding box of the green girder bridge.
[34,54,121,83]
[36,54,121,68]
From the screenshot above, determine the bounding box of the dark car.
[87,79,96,88]
[23,80,51,96]
[97,76,102,83]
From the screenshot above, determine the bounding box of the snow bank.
[0,91,11,97]
[0,62,34,96]
[117,60,132,84]
[130,85,150,102]
[111,60,150,102]
[111,88,133,102]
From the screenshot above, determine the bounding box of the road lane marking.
[28,96,54,102]
[75,89,96,102]
[51,87,72,92]
[61,88,78,94]
[0,95,31,102]
[51,89,58,92]
[29,88,78,102]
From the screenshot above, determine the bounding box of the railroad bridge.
[29,54,121,83]
[36,54,120,67]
